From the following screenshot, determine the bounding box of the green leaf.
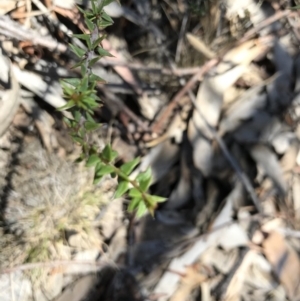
[103,0,119,7]
[61,81,75,95]
[128,188,142,198]
[86,112,95,122]
[120,157,140,175]
[82,97,98,108]
[57,100,75,111]
[97,19,113,28]
[78,127,85,138]
[76,5,87,15]
[93,173,103,185]
[91,0,97,13]
[71,60,84,69]
[101,144,118,162]
[69,43,86,58]
[73,110,81,122]
[63,117,71,127]
[96,165,115,176]
[92,36,105,49]
[290,5,300,10]
[89,56,101,67]
[81,63,87,76]
[85,121,101,131]
[136,201,147,217]
[75,154,85,163]
[86,38,92,50]
[80,75,89,91]
[97,47,114,57]
[62,78,81,87]
[85,18,94,32]
[102,11,114,24]
[71,136,84,144]
[136,168,152,192]
[86,154,100,167]
[85,12,95,18]
[97,0,117,11]
[128,197,141,212]
[115,181,129,198]
[111,150,119,161]
[72,33,89,40]
[90,73,106,83]
[148,195,167,204]
[95,161,103,172]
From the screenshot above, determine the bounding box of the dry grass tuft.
[0,134,114,282]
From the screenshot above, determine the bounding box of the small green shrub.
[60,0,166,218]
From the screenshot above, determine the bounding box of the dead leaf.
[21,97,57,152]
[293,176,300,220]
[250,145,286,195]
[186,33,215,59]
[0,0,25,15]
[55,274,97,301]
[224,250,254,301]
[267,40,293,111]
[0,51,20,136]
[263,231,300,300]
[188,39,270,175]
[280,141,299,173]
[219,85,266,136]
[12,65,66,110]
[170,265,207,301]
[165,143,192,210]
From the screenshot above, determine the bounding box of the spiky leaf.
[115,181,129,198]
[93,174,103,185]
[62,78,81,87]
[84,121,101,131]
[102,144,118,162]
[136,168,152,192]
[148,195,167,204]
[69,44,86,58]
[136,201,147,217]
[128,197,141,212]
[57,100,75,111]
[86,154,100,167]
[97,47,113,57]
[129,188,142,198]
[96,165,115,176]
[73,34,90,40]
[85,18,94,32]
[120,157,140,175]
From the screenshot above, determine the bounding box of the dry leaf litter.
[1,0,300,301]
